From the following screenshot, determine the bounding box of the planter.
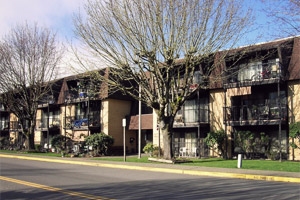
[148,157,174,164]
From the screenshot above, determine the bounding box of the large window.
[184,99,198,123]
[238,61,262,81]
[75,102,89,119]
[0,116,9,130]
[175,97,209,123]
[41,109,60,128]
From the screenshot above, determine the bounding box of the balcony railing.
[174,108,209,125]
[173,141,209,157]
[63,115,100,129]
[224,61,284,88]
[36,118,61,129]
[224,104,287,125]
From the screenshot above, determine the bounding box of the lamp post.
[64,100,67,150]
[138,84,141,159]
[122,118,126,162]
[47,99,50,150]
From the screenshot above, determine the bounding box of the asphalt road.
[1,157,299,200]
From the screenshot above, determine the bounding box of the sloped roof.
[129,114,153,130]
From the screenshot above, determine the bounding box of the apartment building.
[34,72,137,154]
[149,36,299,160]
[222,37,300,160]
[1,37,299,160]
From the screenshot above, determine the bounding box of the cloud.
[0,0,85,41]
[0,0,87,77]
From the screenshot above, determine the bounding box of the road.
[0,157,299,199]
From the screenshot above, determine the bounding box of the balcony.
[36,118,61,130]
[174,108,209,127]
[224,60,284,89]
[63,115,100,130]
[224,104,287,126]
[0,121,9,131]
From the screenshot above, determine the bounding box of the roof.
[129,114,153,130]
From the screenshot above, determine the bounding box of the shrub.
[204,129,227,158]
[85,132,114,156]
[143,143,154,155]
[51,134,72,153]
[289,122,300,149]
[143,143,162,157]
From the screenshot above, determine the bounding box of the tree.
[74,0,251,159]
[204,130,227,158]
[260,0,300,37]
[85,132,114,156]
[289,122,300,149]
[0,23,63,150]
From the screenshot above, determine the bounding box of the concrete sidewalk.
[1,153,299,183]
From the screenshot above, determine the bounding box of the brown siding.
[288,37,300,80]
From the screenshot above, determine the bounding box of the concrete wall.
[101,99,136,152]
[210,89,225,131]
[209,89,226,157]
[288,80,300,160]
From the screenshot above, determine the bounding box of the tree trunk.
[161,123,173,160]
[28,124,36,150]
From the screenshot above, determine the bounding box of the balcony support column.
[278,80,282,162]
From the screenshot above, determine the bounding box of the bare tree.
[74,0,252,159]
[261,0,300,37]
[0,23,63,150]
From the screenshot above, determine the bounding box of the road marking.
[0,176,112,200]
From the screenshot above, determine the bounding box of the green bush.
[143,142,162,157]
[85,132,114,156]
[289,122,300,149]
[51,135,72,153]
[204,129,227,158]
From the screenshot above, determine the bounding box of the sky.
[0,0,85,42]
[0,0,294,75]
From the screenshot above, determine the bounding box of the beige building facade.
[1,37,299,160]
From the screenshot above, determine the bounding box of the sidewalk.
[1,153,299,183]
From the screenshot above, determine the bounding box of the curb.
[1,154,299,183]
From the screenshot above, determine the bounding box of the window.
[184,99,198,123]
[75,102,89,119]
[238,61,262,81]
[199,97,209,122]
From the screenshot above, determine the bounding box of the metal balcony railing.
[224,61,284,88]
[36,118,61,129]
[63,114,100,129]
[224,104,287,123]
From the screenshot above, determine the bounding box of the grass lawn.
[181,158,300,172]
[1,150,299,172]
[93,156,300,172]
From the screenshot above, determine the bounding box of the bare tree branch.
[74,0,252,159]
[0,23,64,149]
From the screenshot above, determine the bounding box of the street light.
[122,118,126,162]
